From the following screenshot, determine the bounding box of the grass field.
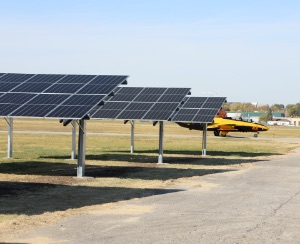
[1,119,300,234]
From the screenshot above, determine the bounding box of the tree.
[271,104,285,112]
[286,103,300,117]
[259,108,272,123]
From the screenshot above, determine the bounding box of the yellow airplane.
[177,117,269,137]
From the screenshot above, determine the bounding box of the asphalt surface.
[7,147,300,244]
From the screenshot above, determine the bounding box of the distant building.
[290,118,300,126]
[227,112,285,123]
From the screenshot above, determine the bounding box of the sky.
[0,0,299,106]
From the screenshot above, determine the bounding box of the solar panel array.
[0,73,127,119]
[90,87,191,121]
[171,97,227,122]
[0,72,227,123]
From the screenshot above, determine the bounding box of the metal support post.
[158,121,164,164]
[71,120,77,159]
[202,123,207,156]
[130,120,135,153]
[7,117,13,158]
[77,120,86,177]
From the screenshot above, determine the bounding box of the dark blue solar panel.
[77,84,117,94]
[117,110,148,120]
[91,109,123,119]
[0,82,22,92]
[164,88,191,95]
[171,97,226,122]
[150,103,179,111]
[157,95,186,103]
[43,84,83,94]
[93,102,128,110]
[117,87,143,94]
[171,114,196,122]
[27,74,66,83]
[133,94,161,102]
[0,104,21,116]
[0,93,36,104]
[12,82,53,93]
[125,103,153,110]
[28,94,70,105]
[175,108,199,115]
[0,73,128,119]
[0,73,35,82]
[62,95,105,105]
[10,104,58,117]
[139,88,167,95]
[56,75,96,84]
[46,105,94,118]
[90,86,191,121]
[109,94,137,101]
[89,75,127,85]
[143,111,172,121]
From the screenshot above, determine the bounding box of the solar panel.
[10,104,58,117]
[62,95,105,105]
[109,94,137,102]
[91,109,123,119]
[0,93,36,104]
[91,87,191,121]
[0,73,35,82]
[139,87,167,95]
[56,75,96,84]
[171,97,226,122]
[28,94,70,105]
[164,88,191,95]
[89,75,128,85]
[27,74,65,83]
[12,82,53,93]
[45,105,95,119]
[0,82,22,92]
[77,84,117,94]
[133,94,162,102]
[0,73,128,119]
[0,104,21,116]
[117,110,149,120]
[117,87,143,94]
[43,83,83,94]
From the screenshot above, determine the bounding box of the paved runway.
[8,147,300,244]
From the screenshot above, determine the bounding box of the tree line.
[222,102,300,117]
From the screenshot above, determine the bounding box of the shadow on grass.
[0,161,233,179]
[40,150,274,165]
[0,181,182,216]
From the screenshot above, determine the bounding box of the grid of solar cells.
[91,87,191,121]
[0,73,128,119]
[0,73,35,82]
[171,97,226,122]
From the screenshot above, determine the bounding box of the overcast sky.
[1,0,299,106]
